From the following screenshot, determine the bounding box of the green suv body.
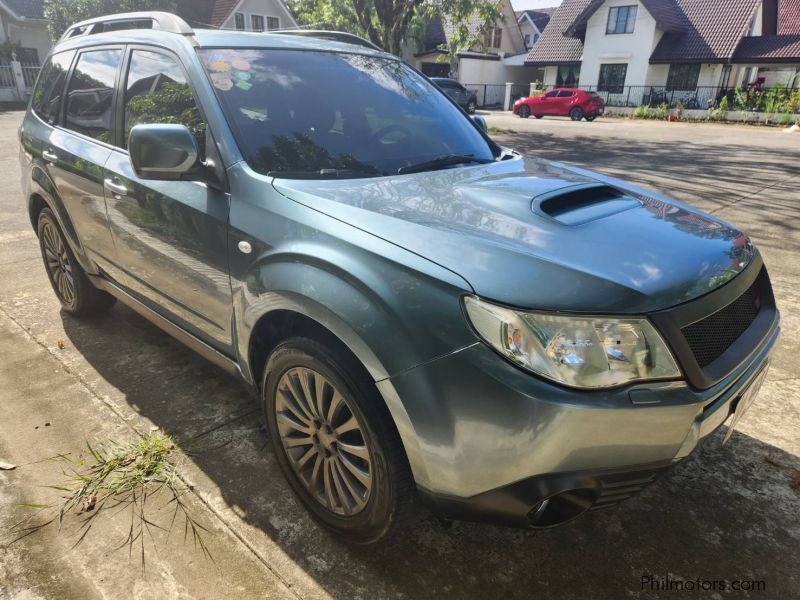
[19,13,779,543]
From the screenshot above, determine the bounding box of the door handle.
[104,178,128,197]
[42,150,58,162]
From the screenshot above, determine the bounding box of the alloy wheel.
[42,221,75,305]
[275,367,373,516]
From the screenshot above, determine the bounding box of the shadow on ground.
[60,304,800,599]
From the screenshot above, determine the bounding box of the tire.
[518,105,530,119]
[570,107,584,121]
[534,115,543,119]
[262,337,415,545]
[466,99,477,115]
[37,208,116,317]
[585,115,596,122]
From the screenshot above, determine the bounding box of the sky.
[511,0,562,10]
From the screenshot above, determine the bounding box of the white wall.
[757,67,800,87]
[458,57,510,84]
[580,0,662,88]
[543,65,558,86]
[6,20,51,63]
[518,17,539,48]
[220,0,297,30]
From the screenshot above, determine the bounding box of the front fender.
[234,246,475,382]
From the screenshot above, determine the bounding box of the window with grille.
[234,12,245,30]
[598,63,627,93]
[666,64,701,91]
[266,16,279,30]
[251,14,265,32]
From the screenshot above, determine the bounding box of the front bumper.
[380,307,779,528]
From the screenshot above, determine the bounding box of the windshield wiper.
[267,168,379,180]
[397,154,494,175]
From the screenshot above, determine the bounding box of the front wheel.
[569,107,584,121]
[37,208,116,316]
[262,338,415,545]
[466,99,477,114]
[518,105,531,118]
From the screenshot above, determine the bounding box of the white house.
[526,0,800,105]
[0,0,50,64]
[406,0,538,88]
[516,8,554,48]
[176,0,297,32]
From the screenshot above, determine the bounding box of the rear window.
[65,49,122,143]
[587,91,599,97]
[31,50,75,125]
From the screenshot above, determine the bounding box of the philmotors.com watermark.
[641,574,766,593]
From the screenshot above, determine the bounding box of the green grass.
[7,433,211,568]
[488,126,515,134]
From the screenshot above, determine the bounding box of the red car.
[513,88,605,121]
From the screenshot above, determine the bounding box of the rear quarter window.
[31,50,76,125]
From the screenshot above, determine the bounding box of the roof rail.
[59,12,194,43]
[275,30,383,52]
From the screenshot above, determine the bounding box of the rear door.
[558,90,577,114]
[41,47,122,266]
[102,46,233,350]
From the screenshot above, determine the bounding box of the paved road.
[1,110,798,599]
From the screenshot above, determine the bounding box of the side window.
[31,50,75,125]
[558,90,574,98]
[65,49,122,142]
[123,49,206,152]
[544,91,560,98]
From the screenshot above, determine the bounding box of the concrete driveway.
[1,109,798,599]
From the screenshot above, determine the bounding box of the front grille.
[681,273,762,368]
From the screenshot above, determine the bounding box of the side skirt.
[88,274,255,394]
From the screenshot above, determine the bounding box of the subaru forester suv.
[19,12,780,544]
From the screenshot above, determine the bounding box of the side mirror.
[129,124,199,180]
[471,114,487,132]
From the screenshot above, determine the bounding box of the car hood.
[271,155,754,313]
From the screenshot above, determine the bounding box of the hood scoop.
[535,183,642,225]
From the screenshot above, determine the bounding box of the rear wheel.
[37,208,115,317]
[518,105,530,119]
[570,107,584,121]
[262,337,415,545]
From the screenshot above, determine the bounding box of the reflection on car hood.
[272,155,754,313]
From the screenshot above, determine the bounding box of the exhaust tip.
[527,488,597,528]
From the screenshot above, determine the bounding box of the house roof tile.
[565,0,683,37]
[649,0,762,63]
[525,0,588,65]
[779,0,800,34]
[517,8,556,31]
[733,34,800,63]
[3,0,44,19]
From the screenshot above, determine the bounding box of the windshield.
[198,49,495,177]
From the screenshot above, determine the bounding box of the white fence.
[0,60,40,102]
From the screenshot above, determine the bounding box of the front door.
[102,47,233,350]
[540,90,561,115]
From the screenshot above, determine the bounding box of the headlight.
[464,296,681,389]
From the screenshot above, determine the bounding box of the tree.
[43,0,177,41]
[284,0,503,58]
